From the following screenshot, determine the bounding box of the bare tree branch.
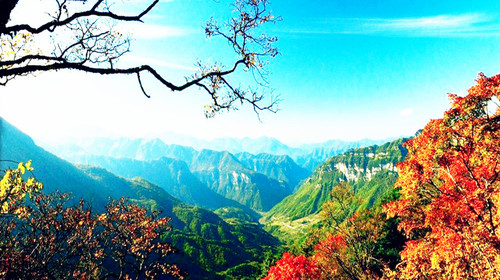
[3,0,159,35]
[0,0,280,117]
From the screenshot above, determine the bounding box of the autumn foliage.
[0,162,182,279]
[312,183,400,280]
[263,185,403,280]
[264,73,500,280]
[384,73,500,278]
[262,252,321,280]
[312,212,397,279]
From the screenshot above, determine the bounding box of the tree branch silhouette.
[0,0,279,117]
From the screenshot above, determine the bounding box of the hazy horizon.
[24,126,406,149]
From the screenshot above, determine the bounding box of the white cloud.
[284,13,500,37]
[369,14,481,30]
[400,108,414,117]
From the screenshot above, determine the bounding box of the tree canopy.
[262,73,500,279]
[0,161,183,279]
[384,73,500,278]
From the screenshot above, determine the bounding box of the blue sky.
[2,0,500,145]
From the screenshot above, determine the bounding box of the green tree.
[312,183,394,280]
[262,184,406,280]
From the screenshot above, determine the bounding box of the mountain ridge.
[262,138,409,239]
[43,135,398,171]
[46,138,313,212]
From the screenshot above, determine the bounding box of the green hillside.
[236,152,310,192]
[262,138,408,239]
[74,155,251,211]
[79,166,280,279]
[0,117,111,207]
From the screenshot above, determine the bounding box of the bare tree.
[0,0,279,117]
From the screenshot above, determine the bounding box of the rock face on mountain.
[294,138,394,170]
[49,137,312,212]
[235,152,310,192]
[74,155,251,211]
[183,149,289,211]
[262,138,408,235]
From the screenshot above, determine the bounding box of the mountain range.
[43,135,395,171]
[49,139,312,212]
[1,116,411,279]
[0,118,280,279]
